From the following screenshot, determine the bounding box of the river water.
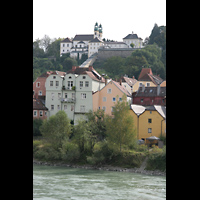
[33,164,166,200]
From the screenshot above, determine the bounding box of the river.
[33,164,166,200]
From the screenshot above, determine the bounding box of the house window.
[51,105,54,110]
[83,76,86,79]
[33,90,35,96]
[85,81,89,87]
[112,97,116,102]
[45,111,47,116]
[68,81,73,89]
[119,97,122,102]
[148,119,152,123]
[36,82,40,88]
[33,110,37,116]
[53,76,56,79]
[39,111,43,117]
[50,81,53,86]
[67,44,69,47]
[150,111,152,114]
[80,105,85,112]
[72,93,75,99]
[80,81,83,87]
[81,93,86,99]
[141,99,143,102]
[65,93,68,98]
[39,91,42,95]
[107,89,112,94]
[139,83,143,86]
[64,105,67,110]
[57,105,60,110]
[63,44,65,47]
[148,128,152,133]
[56,81,59,86]
[146,82,150,87]
[51,93,54,100]
[103,97,106,102]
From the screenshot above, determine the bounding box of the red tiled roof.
[138,68,153,80]
[33,98,48,110]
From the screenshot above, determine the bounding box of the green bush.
[146,146,166,171]
[61,141,80,162]
[34,143,61,161]
[33,140,43,154]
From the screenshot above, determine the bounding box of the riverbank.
[33,158,166,176]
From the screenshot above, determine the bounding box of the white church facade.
[60,22,143,59]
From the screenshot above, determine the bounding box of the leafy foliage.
[106,95,137,152]
[39,111,72,149]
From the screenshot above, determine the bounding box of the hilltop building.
[60,23,143,59]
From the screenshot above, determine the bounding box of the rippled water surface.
[33,164,166,200]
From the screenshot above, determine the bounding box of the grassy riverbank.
[33,137,166,172]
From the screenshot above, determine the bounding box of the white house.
[60,22,103,59]
[123,32,143,48]
[45,66,105,125]
[88,37,104,57]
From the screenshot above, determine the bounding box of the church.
[60,22,103,59]
[60,22,143,59]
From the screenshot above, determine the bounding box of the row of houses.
[33,67,166,142]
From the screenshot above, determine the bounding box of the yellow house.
[132,68,165,92]
[93,80,132,115]
[129,104,166,142]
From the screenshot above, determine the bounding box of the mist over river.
[33,164,166,200]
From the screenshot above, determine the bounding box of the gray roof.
[73,34,94,41]
[89,37,103,43]
[61,37,72,43]
[136,86,166,97]
[123,33,142,40]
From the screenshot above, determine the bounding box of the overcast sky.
[33,0,166,42]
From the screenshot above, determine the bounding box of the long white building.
[60,22,143,59]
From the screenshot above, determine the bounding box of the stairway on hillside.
[79,53,98,68]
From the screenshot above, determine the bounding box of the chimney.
[119,79,122,86]
[72,66,77,71]
[132,76,135,79]
[105,78,107,86]
[157,84,160,96]
[88,66,93,71]
[141,84,145,92]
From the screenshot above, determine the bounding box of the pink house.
[93,80,132,116]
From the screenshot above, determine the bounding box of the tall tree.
[40,111,72,149]
[106,95,136,152]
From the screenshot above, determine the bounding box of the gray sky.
[33,0,166,42]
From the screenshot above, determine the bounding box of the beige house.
[93,80,132,116]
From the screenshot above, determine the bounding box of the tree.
[40,111,72,149]
[72,119,92,154]
[87,109,107,141]
[41,34,51,52]
[130,43,135,48]
[106,95,136,152]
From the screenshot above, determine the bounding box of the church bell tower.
[94,22,99,38]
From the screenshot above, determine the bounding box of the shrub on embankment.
[146,145,166,171]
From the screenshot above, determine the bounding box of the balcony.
[62,86,76,91]
[60,98,76,103]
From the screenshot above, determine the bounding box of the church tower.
[94,22,99,38]
[98,24,103,40]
